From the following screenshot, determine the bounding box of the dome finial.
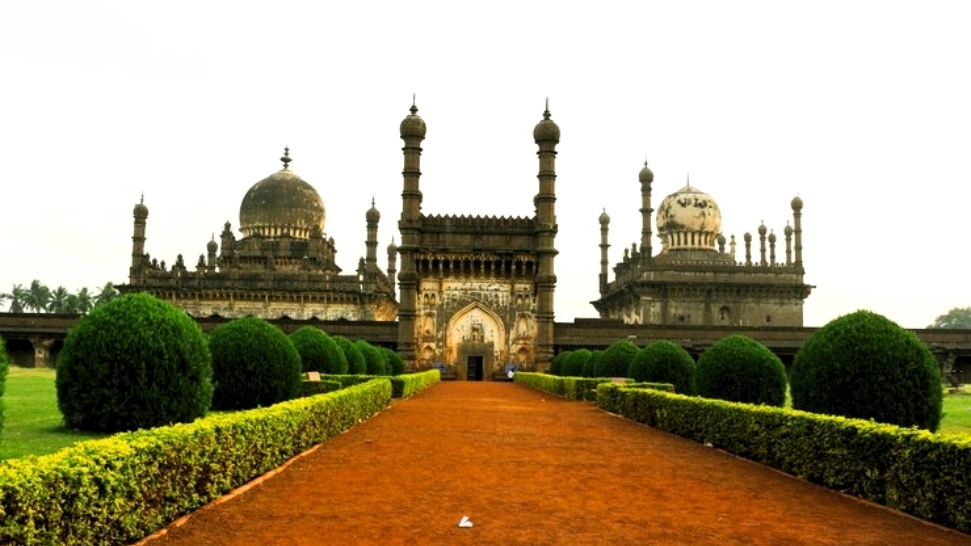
[280,146,292,170]
[686,172,690,187]
[543,97,551,120]
[410,94,418,115]
[140,192,144,204]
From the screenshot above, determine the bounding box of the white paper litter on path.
[458,515,473,528]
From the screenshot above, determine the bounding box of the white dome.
[656,184,722,251]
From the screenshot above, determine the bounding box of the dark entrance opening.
[466,356,484,381]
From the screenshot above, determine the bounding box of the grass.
[1,367,107,460]
[1,366,970,460]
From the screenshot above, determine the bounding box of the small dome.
[533,104,560,143]
[758,222,767,236]
[599,209,611,226]
[400,103,427,139]
[791,195,803,210]
[207,237,218,252]
[239,149,325,240]
[656,184,722,251]
[366,200,380,223]
[387,239,398,253]
[768,231,777,243]
[784,223,793,236]
[133,196,148,219]
[639,162,654,184]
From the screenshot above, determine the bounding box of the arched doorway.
[445,303,506,381]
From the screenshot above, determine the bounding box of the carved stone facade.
[396,103,559,378]
[592,164,812,327]
[119,149,398,321]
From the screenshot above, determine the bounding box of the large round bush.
[209,317,302,410]
[629,340,696,394]
[549,351,572,376]
[696,334,786,406]
[55,292,212,432]
[790,310,943,431]
[290,327,348,374]
[595,340,639,378]
[355,339,389,376]
[381,347,407,376]
[583,350,602,378]
[333,336,366,374]
[563,349,593,377]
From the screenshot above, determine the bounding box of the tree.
[0,284,28,313]
[24,280,51,313]
[928,307,971,329]
[73,287,94,314]
[48,286,71,313]
[94,282,119,306]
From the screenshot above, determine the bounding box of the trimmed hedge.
[514,372,634,401]
[381,347,407,376]
[299,380,343,397]
[290,327,348,375]
[355,340,389,376]
[333,336,367,375]
[597,383,971,533]
[389,369,440,398]
[0,379,392,545]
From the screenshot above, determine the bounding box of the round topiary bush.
[629,340,696,394]
[583,350,602,378]
[289,327,348,374]
[695,334,787,406]
[563,349,592,378]
[55,292,213,432]
[209,317,302,410]
[381,347,407,376]
[355,339,389,376]
[549,351,572,376]
[0,336,9,433]
[595,340,639,378]
[790,309,943,431]
[333,336,366,375]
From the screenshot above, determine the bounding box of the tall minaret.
[599,209,610,295]
[397,99,426,365]
[365,198,380,272]
[387,238,398,299]
[639,161,654,264]
[533,100,560,369]
[130,195,149,284]
[791,196,804,267]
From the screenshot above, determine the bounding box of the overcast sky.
[2,1,969,328]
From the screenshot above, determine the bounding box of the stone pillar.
[639,162,654,265]
[29,336,56,368]
[533,102,560,370]
[792,196,804,267]
[397,102,427,366]
[599,210,610,296]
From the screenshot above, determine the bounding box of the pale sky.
[2,1,969,328]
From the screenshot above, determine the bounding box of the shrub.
[355,340,389,376]
[563,349,592,378]
[381,347,407,376]
[209,317,302,410]
[790,309,943,431]
[595,340,639,378]
[55,292,212,432]
[549,351,572,376]
[0,337,9,432]
[289,327,348,374]
[695,334,787,406]
[333,336,367,375]
[628,340,696,394]
[583,350,602,378]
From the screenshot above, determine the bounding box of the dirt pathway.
[144,382,970,545]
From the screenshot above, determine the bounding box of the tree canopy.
[928,307,971,329]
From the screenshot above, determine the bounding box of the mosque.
[119,102,810,375]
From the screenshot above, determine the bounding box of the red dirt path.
[143,382,971,545]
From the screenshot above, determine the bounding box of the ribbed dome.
[400,103,427,139]
[239,150,325,240]
[533,104,560,143]
[656,184,722,251]
[366,200,380,223]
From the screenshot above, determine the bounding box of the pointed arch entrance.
[445,303,506,381]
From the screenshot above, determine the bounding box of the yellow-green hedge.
[0,378,392,545]
[515,372,673,401]
[389,369,440,398]
[597,383,971,533]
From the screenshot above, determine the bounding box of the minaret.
[130,194,149,284]
[397,99,427,365]
[639,161,654,264]
[784,223,793,266]
[387,238,398,299]
[599,209,611,295]
[768,230,777,266]
[758,222,767,266]
[533,100,560,370]
[365,198,380,273]
[206,235,218,272]
[744,232,752,266]
[791,196,804,267]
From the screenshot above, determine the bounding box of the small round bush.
[209,317,302,410]
[333,336,366,374]
[583,350,602,378]
[790,310,943,431]
[381,347,407,375]
[595,340,639,378]
[695,334,787,406]
[355,339,389,376]
[0,337,9,433]
[563,349,592,377]
[549,351,572,376]
[629,340,696,394]
[290,327,348,374]
[55,292,212,432]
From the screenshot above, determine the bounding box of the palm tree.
[24,280,52,313]
[94,282,119,307]
[0,284,28,312]
[48,286,71,313]
[73,287,94,314]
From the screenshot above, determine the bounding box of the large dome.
[239,150,325,239]
[656,184,722,251]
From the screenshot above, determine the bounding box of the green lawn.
[1,367,107,460]
[1,367,970,460]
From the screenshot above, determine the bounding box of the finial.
[644,159,648,167]
[140,192,144,204]
[371,196,376,207]
[410,94,418,115]
[686,172,690,187]
[543,97,551,120]
[280,146,292,170]
[211,233,215,241]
